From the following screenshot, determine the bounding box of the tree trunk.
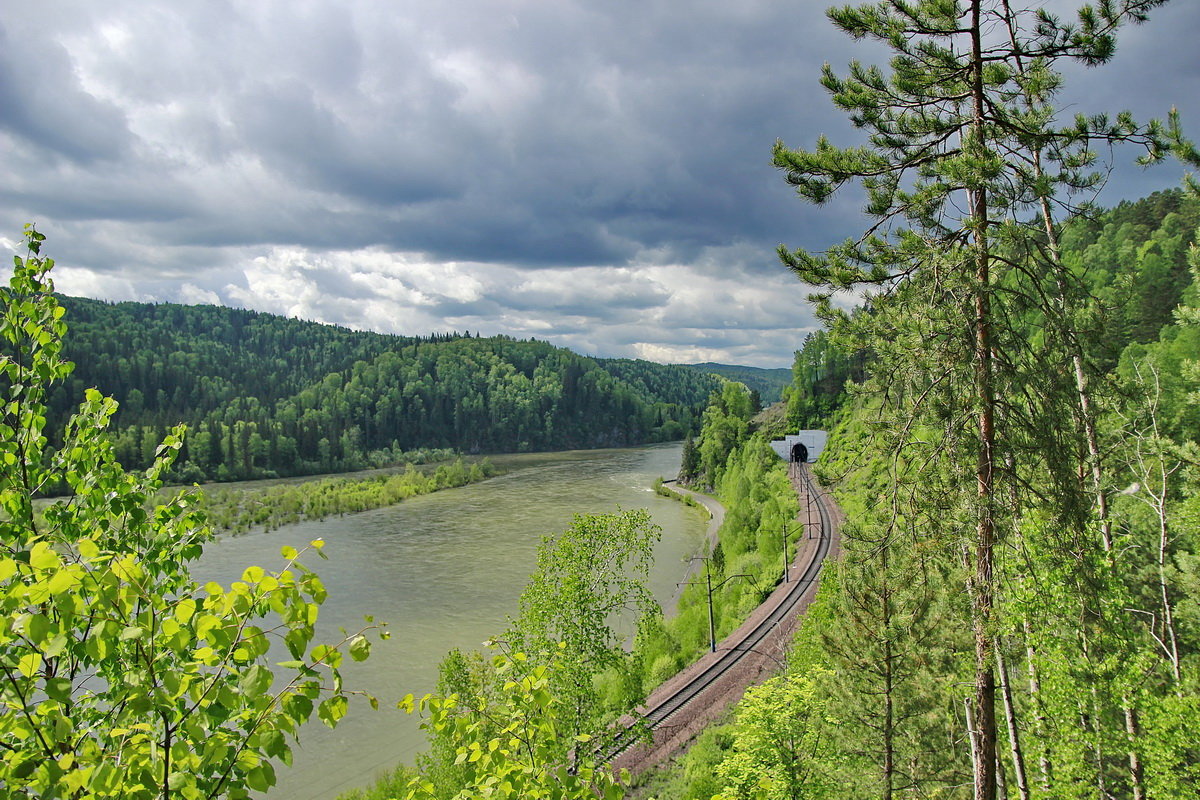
[882,546,895,800]
[1022,621,1053,792]
[997,641,1031,800]
[1124,705,1145,800]
[1140,389,1184,686]
[969,4,998,798]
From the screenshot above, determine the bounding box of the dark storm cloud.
[3,0,1198,367]
[232,76,471,207]
[0,23,131,164]
[3,0,853,266]
[1057,1,1200,205]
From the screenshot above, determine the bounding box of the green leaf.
[246,765,270,793]
[26,613,49,645]
[29,541,58,570]
[174,598,196,624]
[17,652,41,678]
[284,627,311,660]
[348,635,371,662]
[258,729,286,759]
[317,695,348,728]
[45,676,72,702]
[44,633,68,658]
[284,692,313,722]
[239,664,273,698]
[47,568,77,595]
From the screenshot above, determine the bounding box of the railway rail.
[604,462,837,767]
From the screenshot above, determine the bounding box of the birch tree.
[0,228,384,799]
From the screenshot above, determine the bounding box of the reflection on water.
[195,442,705,800]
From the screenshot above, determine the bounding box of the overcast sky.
[3,1,1198,368]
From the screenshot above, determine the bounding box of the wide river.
[196,442,707,800]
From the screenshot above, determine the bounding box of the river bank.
[655,480,725,615]
[194,442,709,800]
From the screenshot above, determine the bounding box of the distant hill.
[679,362,793,404]
[46,296,723,482]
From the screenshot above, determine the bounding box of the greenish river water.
[196,442,706,800]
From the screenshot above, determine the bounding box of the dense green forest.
[648,195,1200,800]
[646,2,1200,797]
[47,296,721,482]
[680,363,792,405]
[782,188,1200,432]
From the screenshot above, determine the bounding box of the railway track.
[603,462,836,763]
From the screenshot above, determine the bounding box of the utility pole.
[681,557,753,653]
[802,464,815,539]
[780,524,790,582]
[705,566,715,654]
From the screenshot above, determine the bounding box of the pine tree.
[822,527,963,798]
[772,3,1192,797]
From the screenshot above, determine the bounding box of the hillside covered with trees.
[650,192,1200,800]
[648,2,1200,798]
[46,296,722,482]
[681,363,793,404]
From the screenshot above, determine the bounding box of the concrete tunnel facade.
[769,430,828,464]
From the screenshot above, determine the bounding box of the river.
[195,442,706,800]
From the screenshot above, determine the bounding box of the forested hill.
[680,362,792,404]
[782,188,1200,431]
[47,296,722,482]
[1060,187,1200,358]
[653,177,1200,796]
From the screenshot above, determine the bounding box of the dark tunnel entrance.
[790,443,808,463]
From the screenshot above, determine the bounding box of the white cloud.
[177,283,221,305]
[632,342,735,364]
[52,267,143,302]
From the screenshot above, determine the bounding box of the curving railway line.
[607,462,840,771]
